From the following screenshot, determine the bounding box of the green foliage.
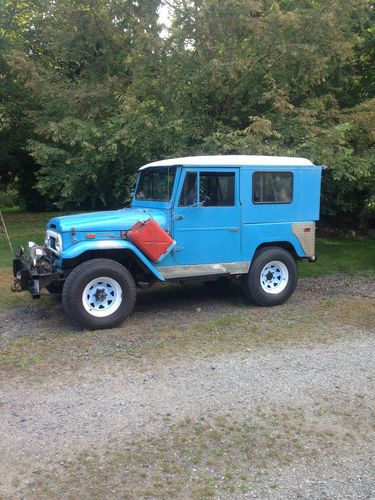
[0,187,19,208]
[0,0,374,225]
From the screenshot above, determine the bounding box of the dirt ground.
[0,273,375,499]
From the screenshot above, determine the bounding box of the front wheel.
[242,247,297,306]
[62,259,136,329]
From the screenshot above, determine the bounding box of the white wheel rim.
[260,260,289,294]
[82,277,123,317]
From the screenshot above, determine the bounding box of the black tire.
[46,281,64,294]
[62,259,136,329]
[242,247,297,306]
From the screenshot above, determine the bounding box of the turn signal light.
[85,233,96,239]
[303,227,311,232]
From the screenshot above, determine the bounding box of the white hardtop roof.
[140,155,314,170]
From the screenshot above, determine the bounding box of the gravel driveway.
[0,274,374,498]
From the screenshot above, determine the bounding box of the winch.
[12,242,57,298]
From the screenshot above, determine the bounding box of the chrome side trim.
[159,261,250,279]
[292,222,316,257]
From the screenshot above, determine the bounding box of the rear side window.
[200,172,235,206]
[253,172,293,204]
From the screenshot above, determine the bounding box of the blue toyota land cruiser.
[12,155,322,329]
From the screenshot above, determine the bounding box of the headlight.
[54,235,62,253]
[46,230,63,254]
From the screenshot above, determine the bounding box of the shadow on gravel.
[0,279,247,340]
[136,279,245,310]
[1,273,374,341]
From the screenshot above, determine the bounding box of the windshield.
[135,166,177,202]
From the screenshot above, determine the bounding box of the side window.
[179,172,197,206]
[253,172,293,204]
[200,172,235,207]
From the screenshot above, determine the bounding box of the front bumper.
[12,254,60,298]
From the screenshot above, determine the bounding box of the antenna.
[0,211,13,254]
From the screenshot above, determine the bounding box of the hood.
[48,208,168,233]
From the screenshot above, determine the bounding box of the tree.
[0,0,49,209]
[9,0,165,209]
[162,0,375,226]
[1,0,374,227]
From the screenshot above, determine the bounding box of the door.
[172,168,241,265]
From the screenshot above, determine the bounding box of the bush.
[0,189,20,209]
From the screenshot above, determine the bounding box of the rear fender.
[61,240,165,281]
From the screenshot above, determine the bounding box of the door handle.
[174,215,184,220]
[228,227,240,232]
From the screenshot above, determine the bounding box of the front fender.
[61,240,165,281]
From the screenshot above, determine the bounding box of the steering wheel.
[201,194,211,206]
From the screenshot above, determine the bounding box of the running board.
[158,262,250,280]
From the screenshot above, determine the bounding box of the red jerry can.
[127,219,176,263]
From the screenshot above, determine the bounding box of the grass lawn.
[1,211,374,274]
[299,236,375,277]
[0,212,66,268]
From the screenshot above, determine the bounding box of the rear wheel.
[62,259,136,329]
[242,247,297,306]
